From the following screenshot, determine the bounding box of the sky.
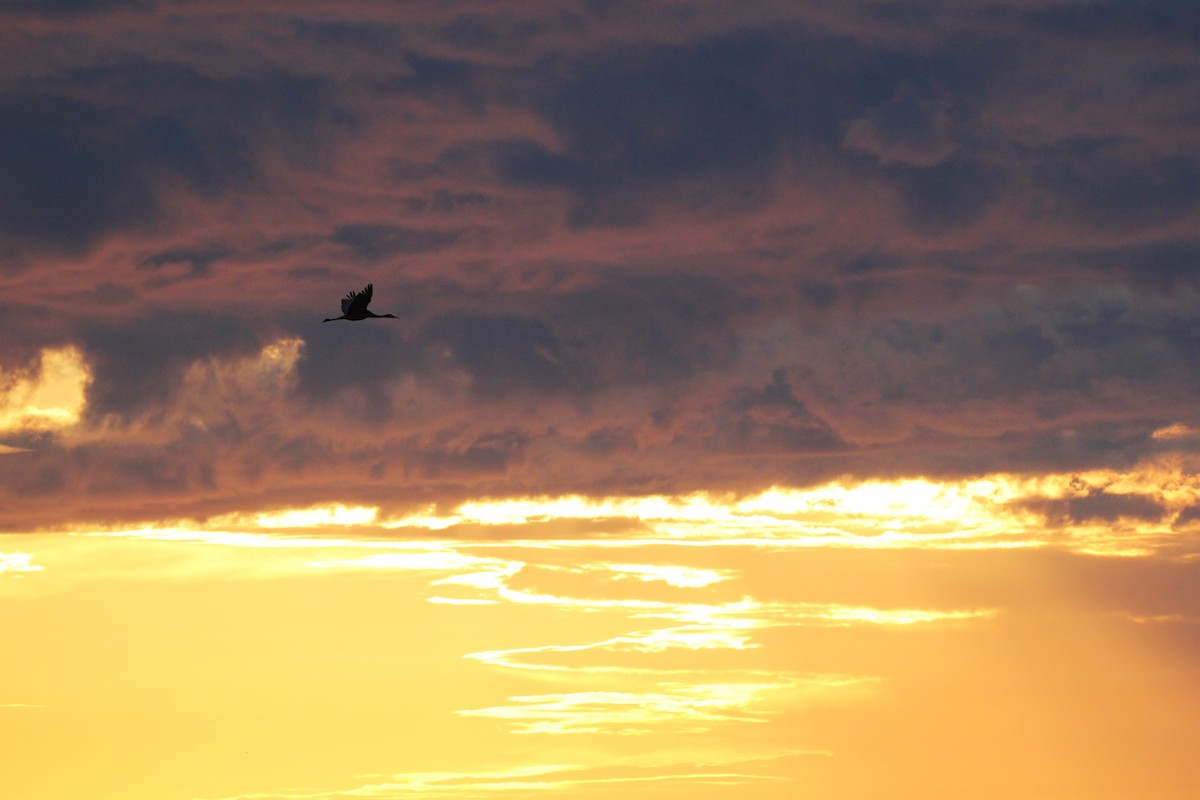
[2,1,1200,798]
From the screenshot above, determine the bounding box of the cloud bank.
[2,0,1199,527]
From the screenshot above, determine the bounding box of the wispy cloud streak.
[196,756,812,800]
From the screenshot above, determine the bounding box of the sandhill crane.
[323,284,398,322]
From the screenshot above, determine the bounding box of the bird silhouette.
[323,284,398,322]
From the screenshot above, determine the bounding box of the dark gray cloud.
[893,158,1005,233]
[498,35,866,221]
[139,243,233,284]
[415,428,530,477]
[419,312,577,399]
[842,80,960,167]
[292,320,411,423]
[80,312,263,421]
[1016,488,1169,525]
[0,97,161,260]
[0,0,150,16]
[2,1,1200,527]
[578,425,638,457]
[711,370,845,454]
[403,190,491,215]
[293,19,404,53]
[1035,154,1200,232]
[1175,503,1200,527]
[1028,0,1200,43]
[1047,239,1200,289]
[551,272,754,385]
[492,26,1005,230]
[0,61,345,261]
[378,51,485,110]
[332,224,461,261]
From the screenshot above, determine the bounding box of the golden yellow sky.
[5,473,1200,800]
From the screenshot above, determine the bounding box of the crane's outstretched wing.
[342,283,373,316]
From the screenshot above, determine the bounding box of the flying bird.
[323,283,398,322]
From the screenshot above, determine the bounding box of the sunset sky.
[3,1,1200,798]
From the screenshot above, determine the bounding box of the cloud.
[1016,489,1169,526]
[1028,0,1200,42]
[0,0,150,17]
[843,81,960,167]
[1034,153,1200,232]
[0,346,90,435]
[456,679,864,735]
[332,224,461,261]
[139,243,233,285]
[419,312,576,398]
[0,59,347,262]
[1,1,1199,526]
[496,30,937,226]
[0,97,161,261]
[0,552,43,574]
[709,370,845,455]
[79,311,264,422]
[195,757,811,800]
[417,428,531,477]
[893,157,1005,234]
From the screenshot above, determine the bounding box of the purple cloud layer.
[2,0,1199,526]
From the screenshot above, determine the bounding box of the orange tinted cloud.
[1,2,1199,524]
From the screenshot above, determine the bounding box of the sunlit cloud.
[1111,611,1200,625]
[84,526,365,549]
[197,756,811,800]
[374,466,1200,558]
[640,599,997,629]
[463,591,995,674]
[77,526,518,584]
[601,562,732,588]
[0,346,90,434]
[458,571,993,632]
[463,625,757,674]
[39,462,1200,560]
[458,674,879,735]
[253,505,378,529]
[460,681,815,734]
[432,562,523,592]
[178,337,303,422]
[449,562,974,737]
[1151,423,1200,441]
[59,337,304,446]
[0,553,43,576]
